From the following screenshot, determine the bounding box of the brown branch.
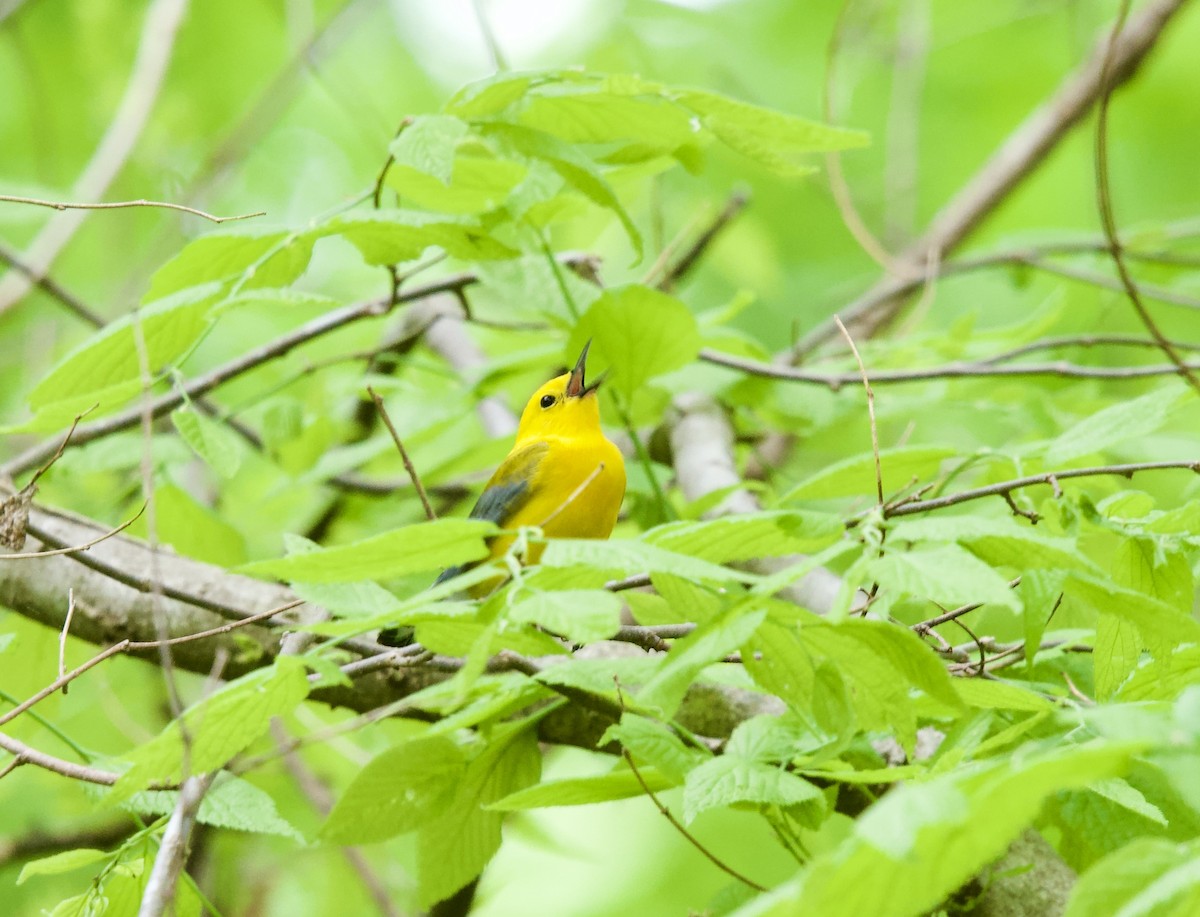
[980,333,1200,365]
[138,772,217,917]
[0,730,128,787]
[366,386,436,521]
[3,504,144,559]
[0,239,106,326]
[701,347,1200,389]
[0,194,264,224]
[880,460,1200,518]
[654,191,749,292]
[1093,0,1200,395]
[794,0,1190,355]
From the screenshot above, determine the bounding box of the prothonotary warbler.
[380,341,625,644]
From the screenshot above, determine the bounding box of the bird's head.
[516,341,606,441]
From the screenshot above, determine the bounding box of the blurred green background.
[3,0,1199,913]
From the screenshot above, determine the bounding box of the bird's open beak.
[565,340,606,398]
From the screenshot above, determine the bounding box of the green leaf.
[569,285,700,403]
[281,534,404,618]
[388,155,527,215]
[146,225,313,299]
[1045,382,1190,464]
[602,714,710,782]
[677,89,868,174]
[540,538,749,583]
[489,766,674,811]
[390,115,469,184]
[29,284,223,409]
[645,511,843,563]
[172,406,243,478]
[417,723,541,907]
[888,515,1098,573]
[482,122,643,257]
[1066,572,1200,658]
[312,210,518,265]
[781,447,955,501]
[506,588,622,643]
[240,518,495,583]
[953,678,1054,712]
[322,735,467,844]
[111,658,309,802]
[682,755,823,824]
[1095,614,1142,700]
[1120,647,1200,701]
[638,604,767,715]
[1064,838,1200,917]
[759,744,1135,917]
[868,543,1021,612]
[18,848,112,884]
[520,92,695,151]
[120,774,302,840]
[445,71,537,118]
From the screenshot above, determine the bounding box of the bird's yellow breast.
[490,433,625,565]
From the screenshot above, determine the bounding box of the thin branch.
[0,599,304,731]
[835,316,883,505]
[137,771,216,917]
[0,239,106,326]
[27,406,97,490]
[1093,0,1200,394]
[366,386,436,521]
[882,460,1200,518]
[2,268,517,480]
[3,504,145,559]
[700,347,1200,389]
[980,333,1200,365]
[654,191,750,292]
[0,822,135,869]
[0,194,264,224]
[0,730,128,786]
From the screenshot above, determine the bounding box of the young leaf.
[540,538,749,583]
[29,284,224,410]
[17,848,112,885]
[118,773,303,840]
[569,285,700,403]
[417,723,541,907]
[172,406,243,478]
[506,589,623,643]
[146,225,312,299]
[868,543,1021,612]
[390,115,469,184]
[110,658,309,802]
[677,89,868,174]
[645,510,843,563]
[489,766,675,811]
[240,518,495,583]
[765,743,1135,917]
[1063,837,1200,917]
[603,713,710,782]
[1045,382,1188,465]
[312,210,518,265]
[682,755,823,824]
[321,734,467,844]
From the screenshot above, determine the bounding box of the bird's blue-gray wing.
[432,442,548,584]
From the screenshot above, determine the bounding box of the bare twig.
[614,678,767,892]
[0,240,106,326]
[1093,0,1200,395]
[137,771,216,917]
[0,730,138,787]
[366,386,436,521]
[3,504,145,559]
[0,194,263,224]
[701,347,1200,389]
[834,316,883,505]
[26,406,97,491]
[879,461,1200,518]
[654,191,750,292]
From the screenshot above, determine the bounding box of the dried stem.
[366,386,436,521]
[0,194,264,224]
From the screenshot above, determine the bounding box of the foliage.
[3,1,1200,916]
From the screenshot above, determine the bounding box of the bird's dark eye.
[540,394,556,409]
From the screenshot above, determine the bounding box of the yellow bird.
[380,342,625,644]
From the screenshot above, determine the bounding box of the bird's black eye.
[540,394,556,409]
